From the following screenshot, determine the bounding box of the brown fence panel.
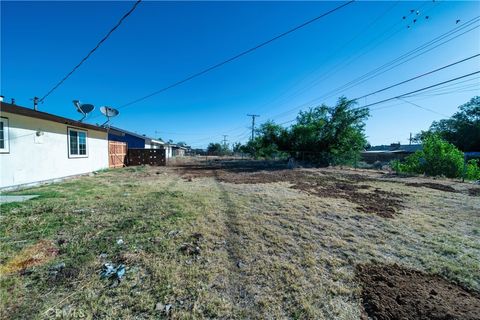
[127,148,166,166]
[109,141,127,168]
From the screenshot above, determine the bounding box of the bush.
[465,159,480,180]
[392,135,464,178]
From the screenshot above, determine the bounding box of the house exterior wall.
[150,140,164,149]
[173,148,186,157]
[0,111,108,189]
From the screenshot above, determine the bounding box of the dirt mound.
[405,182,457,193]
[469,188,480,196]
[356,264,480,320]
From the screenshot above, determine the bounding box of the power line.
[259,17,480,122]
[360,71,480,109]
[185,71,479,144]
[39,0,142,103]
[352,53,480,101]
[395,75,480,98]
[251,0,404,116]
[321,16,480,100]
[272,71,479,127]
[291,1,434,100]
[117,1,355,109]
[186,71,479,144]
[396,97,449,117]
[253,1,437,118]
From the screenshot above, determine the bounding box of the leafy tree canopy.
[416,96,480,151]
[238,97,370,166]
[207,142,230,156]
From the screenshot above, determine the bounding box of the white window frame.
[0,117,10,153]
[67,127,88,158]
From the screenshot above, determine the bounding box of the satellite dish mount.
[73,100,95,122]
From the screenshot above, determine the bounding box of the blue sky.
[1,1,479,148]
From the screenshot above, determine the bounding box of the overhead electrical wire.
[39,0,142,103]
[352,53,480,101]
[320,16,480,100]
[403,76,480,95]
[118,4,476,145]
[408,81,480,97]
[413,85,480,97]
[194,4,468,138]
[259,18,480,122]
[252,1,437,117]
[161,71,480,145]
[264,71,480,129]
[172,70,480,143]
[251,0,403,116]
[285,1,435,100]
[358,71,480,109]
[117,0,355,109]
[396,97,449,117]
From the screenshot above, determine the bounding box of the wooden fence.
[108,141,127,168]
[127,148,166,166]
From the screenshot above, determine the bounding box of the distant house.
[108,126,164,149]
[108,127,175,159]
[361,143,422,164]
[172,145,187,157]
[0,102,109,189]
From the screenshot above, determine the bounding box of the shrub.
[465,159,480,180]
[393,135,464,178]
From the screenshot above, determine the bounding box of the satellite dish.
[73,100,95,122]
[100,106,119,117]
[100,106,119,127]
[80,104,95,114]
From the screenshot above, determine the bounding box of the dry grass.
[1,161,479,319]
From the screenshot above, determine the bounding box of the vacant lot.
[1,159,480,319]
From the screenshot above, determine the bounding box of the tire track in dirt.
[212,170,257,317]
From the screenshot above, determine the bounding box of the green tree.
[236,97,369,165]
[416,96,480,151]
[247,121,289,159]
[232,142,242,153]
[207,142,230,156]
[289,97,369,165]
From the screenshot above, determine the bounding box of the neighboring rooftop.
[0,102,107,132]
[108,126,165,144]
[366,143,423,153]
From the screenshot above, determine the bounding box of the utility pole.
[247,114,260,141]
[32,97,38,110]
[222,135,228,148]
[409,132,413,145]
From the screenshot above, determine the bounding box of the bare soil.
[177,160,405,218]
[405,182,458,193]
[356,264,480,320]
[469,188,480,196]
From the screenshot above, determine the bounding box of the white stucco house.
[0,102,109,190]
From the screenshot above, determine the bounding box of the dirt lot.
[1,159,479,319]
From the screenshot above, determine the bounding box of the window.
[0,117,9,153]
[68,128,88,157]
